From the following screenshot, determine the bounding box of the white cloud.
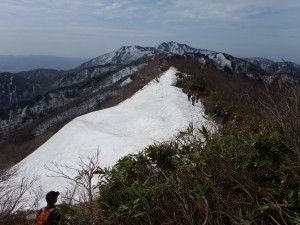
[1,0,298,23]
[165,0,298,22]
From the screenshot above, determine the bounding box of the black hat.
[46,191,60,200]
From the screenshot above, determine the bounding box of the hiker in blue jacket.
[35,191,61,225]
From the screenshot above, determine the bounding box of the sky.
[9,67,213,209]
[0,0,299,64]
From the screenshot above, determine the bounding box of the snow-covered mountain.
[81,41,300,80]
[12,67,212,209]
[80,45,155,67]
[80,41,214,68]
[155,41,213,55]
[243,57,275,71]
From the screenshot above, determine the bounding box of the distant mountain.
[0,69,65,110]
[244,57,300,76]
[0,55,89,72]
[80,41,213,68]
[16,69,64,88]
[81,41,300,80]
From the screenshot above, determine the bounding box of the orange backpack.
[36,207,56,225]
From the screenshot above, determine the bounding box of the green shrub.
[96,122,300,224]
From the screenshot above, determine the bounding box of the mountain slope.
[13,67,211,208]
[0,72,41,109]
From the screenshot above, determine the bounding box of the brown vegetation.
[162,55,264,117]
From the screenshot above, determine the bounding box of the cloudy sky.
[0,0,299,63]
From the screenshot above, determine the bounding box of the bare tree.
[45,149,102,224]
[259,75,300,161]
[0,165,37,223]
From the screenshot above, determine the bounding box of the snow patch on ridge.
[209,53,232,69]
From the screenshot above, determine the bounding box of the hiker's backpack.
[36,207,55,225]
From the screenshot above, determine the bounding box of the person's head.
[46,191,60,205]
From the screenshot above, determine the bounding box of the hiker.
[230,115,240,127]
[213,104,220,117]
[222,108,230,125]
[187,90,192,101]
[191,95,196,106]
[35,191,61,225]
